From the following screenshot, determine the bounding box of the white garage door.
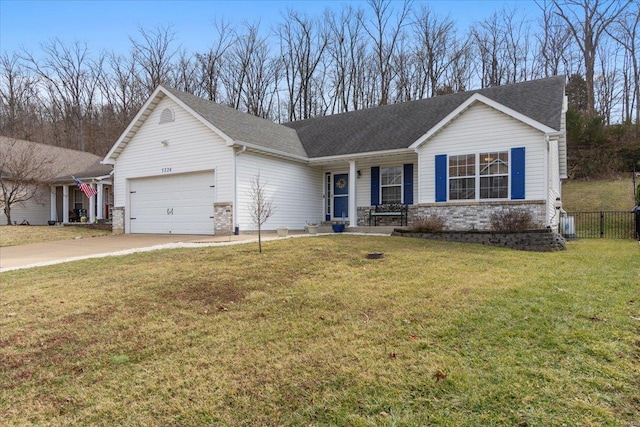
[129,171,215,235]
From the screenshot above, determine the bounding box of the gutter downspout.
[547,135,561,231]
[233,144,247,234]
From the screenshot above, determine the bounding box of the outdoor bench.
[369,203,408,226]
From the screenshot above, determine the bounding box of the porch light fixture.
[357,170,361,178]
[161,140,169,147]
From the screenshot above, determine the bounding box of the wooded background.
[1,0,638,177]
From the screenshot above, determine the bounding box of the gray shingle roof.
[164,87,308,158]
[0,136,111,182]
[284,76,565,158]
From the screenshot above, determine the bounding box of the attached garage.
[128,171,216,235]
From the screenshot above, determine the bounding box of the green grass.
[563,178,636,211]
[0,225,111,247]
[1,235,638,426]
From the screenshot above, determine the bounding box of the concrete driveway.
[0,233,280,272]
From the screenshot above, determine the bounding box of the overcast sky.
[1,0,541,57]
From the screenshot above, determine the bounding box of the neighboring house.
[0,137,113,225]
[103,76,567,235]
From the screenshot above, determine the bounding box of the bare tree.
[325,5,369,113]
[0,53,39,140]
[502,8,534,82]
[552,0,631,117]
[606,2,639,126]
[443,36,473,93]
[221,23,280,118]
[278,10,329,120]
[22,39,104,151]
[247,173,275,253]
[129,24,178,94]
[99,51,146,132]
[594,39,621,124]
[196,19,236,102]
[536,0,574,77]
[170,49,199,94]
[0,138,57,225]
[361,0,412,106]
[411,6,460,97]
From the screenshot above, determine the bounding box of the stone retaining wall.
[392,228,567,252]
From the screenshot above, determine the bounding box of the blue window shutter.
[371,166,380,206]
[403,163,414,204]
[435,155,447,202]
[511,147,525,200]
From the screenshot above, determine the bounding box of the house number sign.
[161,167,172,173]
[167,208,174,215]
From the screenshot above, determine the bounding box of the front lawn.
[0,225,111,247]
[1,236,638,426]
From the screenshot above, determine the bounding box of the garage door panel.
[129,171,215,235]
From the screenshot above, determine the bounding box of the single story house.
[0,136,113,225]
[102,75,567,235]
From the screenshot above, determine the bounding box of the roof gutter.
[229,140,309,163]
[307,148,415,164]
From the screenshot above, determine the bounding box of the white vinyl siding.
[0,186,51,225]
[236,152,322,231]
[113,96,234,209]
[418,103,547,203]
[349,154,418,207]
[112,97,235,234]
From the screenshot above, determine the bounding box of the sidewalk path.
[0,232,295,273]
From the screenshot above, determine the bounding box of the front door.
[333,173,348,220]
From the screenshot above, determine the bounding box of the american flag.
[73,176,97,198]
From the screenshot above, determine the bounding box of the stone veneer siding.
[111,207,124,235]
[393,228,567,252]
[214,202,234,235]
[357,200,546,230]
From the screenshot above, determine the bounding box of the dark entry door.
[333,173,348,220]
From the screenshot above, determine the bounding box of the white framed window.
[448,151,509,200]
[449,154,475,200]
[380,166,402,204]
[479,151,509,199]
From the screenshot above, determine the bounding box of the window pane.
[479,151,508,199]
[480,151,509,175]
[380,166,402,204]
[449,177,475,200]
[480,176,508,199]
[449,154,475,177]
[381,166,402,185]
[381,186,401,204]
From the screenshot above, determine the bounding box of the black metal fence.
[561,211,637,239]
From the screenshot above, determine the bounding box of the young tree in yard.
[0,138,57,225]
[247,173,275,253]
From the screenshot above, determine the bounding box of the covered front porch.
[49,176,113,224]
[314,150,418,228]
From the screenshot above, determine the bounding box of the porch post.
[97,183,104,220]
[89,184,97,223]
[349,160,357,227]
[50,186,57,222]
[62,185,70,223]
